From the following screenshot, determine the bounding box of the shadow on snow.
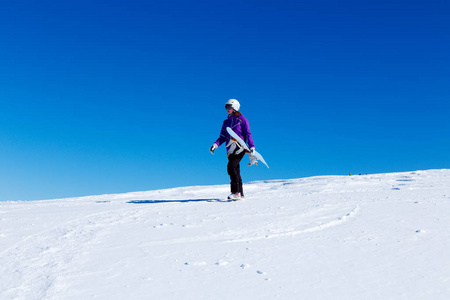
[127,198,222,204]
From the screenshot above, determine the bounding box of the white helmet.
[225,99,240,111]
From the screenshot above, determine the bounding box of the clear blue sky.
[1,0,449,201]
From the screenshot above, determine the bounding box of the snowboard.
[226,127,269,168]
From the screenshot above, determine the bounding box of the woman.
[210,99,256,201]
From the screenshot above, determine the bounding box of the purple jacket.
[214,113,255,153]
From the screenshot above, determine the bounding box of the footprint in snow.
[184,261,207,266]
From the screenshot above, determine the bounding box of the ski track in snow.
[1,169,450,299]
[142,204,361,246]
[227,205,361,242]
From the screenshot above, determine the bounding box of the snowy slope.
[1,169,449,299]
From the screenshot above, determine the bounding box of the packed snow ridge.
[1,169,449,299]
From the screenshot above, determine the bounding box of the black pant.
[227,151,246,196]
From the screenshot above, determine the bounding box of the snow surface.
[1,169,449,299]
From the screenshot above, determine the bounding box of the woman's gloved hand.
[210,143,218,154]
[248,147,257,166]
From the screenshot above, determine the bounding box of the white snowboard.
[226,127,269,168]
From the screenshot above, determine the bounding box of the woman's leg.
[227,151,246,195]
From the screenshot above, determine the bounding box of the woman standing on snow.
[210,99,256,201]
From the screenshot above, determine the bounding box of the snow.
[1,169,449,299]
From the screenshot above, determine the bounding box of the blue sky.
[1,0,449,201]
